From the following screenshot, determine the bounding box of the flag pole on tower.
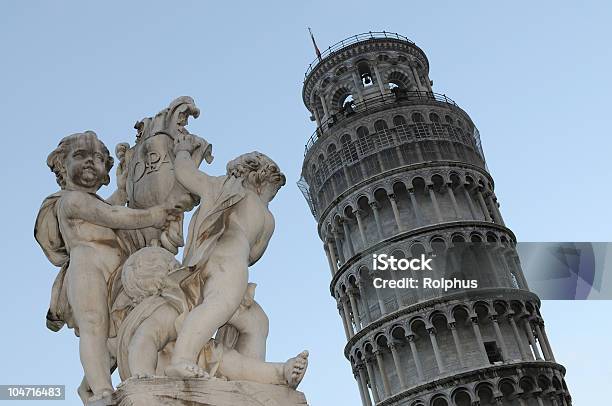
[308,27,322,61]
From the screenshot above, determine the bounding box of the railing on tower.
[304,31,415,79]
[304,90,459,155]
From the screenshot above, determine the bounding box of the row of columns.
[335,242,528,336]
[311,118,487,211]
[322,185,504,272]
[348,314,557,404]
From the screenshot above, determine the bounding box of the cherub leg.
[128,304,179,378]
[218,348,309,389]
[67,265,113,399]
[167,256,248,378]
[77,377,92,405]
[226,299,269,360]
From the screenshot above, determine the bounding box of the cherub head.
[121,247,181,304]
[226,152,286,202]
[47,131,114,191]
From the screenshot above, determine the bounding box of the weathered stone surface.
[95,377,308,406]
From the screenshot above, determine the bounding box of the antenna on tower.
[308,27,322,61]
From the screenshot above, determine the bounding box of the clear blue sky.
[1,1,611,404]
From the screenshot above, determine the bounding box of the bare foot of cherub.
[284,350,308,389]
[87,388,113,403]
[165,360,209,379]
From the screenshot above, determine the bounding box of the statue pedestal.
[92,377,308,406]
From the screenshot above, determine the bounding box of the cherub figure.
[34,131,176,402]
[115,247,308,388]
[165,134,287,378]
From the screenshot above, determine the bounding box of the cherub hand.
[115,143,130,192]
[174,134,199,155]
[150,205,181,229]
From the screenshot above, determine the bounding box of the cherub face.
[64,134,109,191]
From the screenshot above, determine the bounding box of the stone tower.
[299,32,571,406]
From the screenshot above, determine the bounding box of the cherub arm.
[173,135,219,199]
[248,220,275,265]
[64,192,168,230]
[106,143,131,206]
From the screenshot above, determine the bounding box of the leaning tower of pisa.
[299,32,572,406]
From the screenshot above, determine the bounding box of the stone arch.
[537,375,550,391]
[389,323,407,340]
[386,69,413,90]
[451,387,472,406]
[430,395,449,406]
[408,316,427,335]
[475,381,495,404]
[331,86,354,112]
[374,118,388,132]
[519,376,536,393]
[493,300,509,316]
[498,377,517,399]
[393,114,407,126]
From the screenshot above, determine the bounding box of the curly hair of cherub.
[121,247,181,304]
[46,131,114,189]
[226,151,286,190]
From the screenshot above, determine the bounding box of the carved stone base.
[91,377,308,406]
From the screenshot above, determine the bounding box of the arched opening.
[357,60,373,86]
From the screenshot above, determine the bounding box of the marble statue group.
[34,97,308,405]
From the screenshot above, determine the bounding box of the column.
[364,356,381,403]
[448,322,465,367]
[538,321,556,362]
[447,184,462,219]
[428,185,444,222]
[388,341,407,389]
[462,186,478,219]
[428,327,445,373]
[471,317,489,363]
[323,244,336,278]
[407,333,424,381]
[326,240,339,274]
[370,201,384,240]
[523,318,542,360]
[374,276,387,316]
[337,300,351,340]
[351,71,365,102]
[347,288,362,330]
[534,322,552,361]
[342,295,355,337]
[372,63,386,98]
[486,193,503,224]
[333,229,346,264]
[492,196,506,226]
[389,268,404,308]
[388,194,404,231]
[409,63,425,91]
[356,277,372,324]
[341,218,355,258]
[374,346,391,397]
[408,188,422,225]
[320,94,329,119]
[355,210,368,246]
[354,365,371,406]
[491,315,509,361]
[508,314,529,360]
[357,364,373,406]
[312,106,322,128]
[476,188,493,222]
